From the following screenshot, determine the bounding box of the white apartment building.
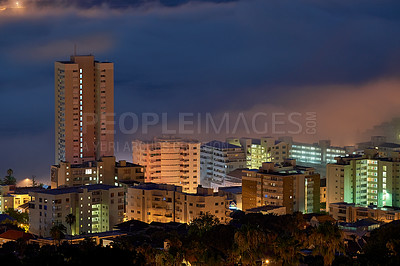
[132,137,200,194]
[126,183,228,224]
[29,184,124,237]
[200,140,246,191]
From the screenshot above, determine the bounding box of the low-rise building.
[329,202,400,223]
[242,160,320,214]
[51,156,144,188]
[0,185,43,213]
[126,183,229,224]
[29,184,124,237]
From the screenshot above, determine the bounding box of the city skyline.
[2,0,400,182]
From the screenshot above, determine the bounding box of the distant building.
[357,136,400,157]
[362,118,400,144]
[329,202,400,223]
[51,156,144,188]
[126,183,228,224]
[132,137,200,194]
[242,160,320,214]
[326,150,400,210]
[278,137,347,178]
[29,184,124,237]
[200,140,246,191]
[55,55,114,165]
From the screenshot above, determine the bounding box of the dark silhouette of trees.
[50,224,67,245]
[65,213,76,243]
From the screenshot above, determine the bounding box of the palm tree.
[3,169,16,185]
[50,224,67,245]
[65,213,76,244]
[308,222,344,265]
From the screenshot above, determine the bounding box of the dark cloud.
[1,0,400,182]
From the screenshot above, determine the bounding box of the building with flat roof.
[132,137,200,194]
[329,202,400,223]
[55,55,114,165]
[200,140,246,191]
[51,156,144,188]
[242,160,320,214]
[326,150,400,210]
[126,183,229,224]
[29,184,124,237]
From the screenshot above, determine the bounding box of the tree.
[308,222,344,265]
[65,213,76,243]
[50,224,67,245]
[3,169,16,185]
[31,175,38,187]
[188,213,220,238]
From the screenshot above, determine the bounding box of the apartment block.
[326,150,400,210]
[51,156,144,188]
[242,160,320,214]
[126,183,228,224]
[29,184,124,237]
[132,137,200,194]
[0,185,44,213]
[55,55,114,165]
[329,202,400,223]
[200,140,246,191]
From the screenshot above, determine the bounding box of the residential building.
[51,156,144,188]
[0,185,43,213]
[29,184,124,237]
[326,150,400,210]
[55,55,114,165]
[278,137,347,178]
[329,202,400,223]
[132,137,200,194]
[126,183,228,224]
[200,140,246,191]
[242,160,320,214]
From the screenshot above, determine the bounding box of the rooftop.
[203,140,241,149]
[218,186,242,194]
[31,184,120,195]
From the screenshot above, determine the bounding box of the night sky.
[1,0,400,182]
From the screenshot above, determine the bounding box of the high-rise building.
[29,184,124,237]
[326,150,400,210]
[50,156,145,188]
[126,183,228,224]
[55,55,114,165]
[200,140,247,191]
[242,160,320,214]
[132,137,200,194]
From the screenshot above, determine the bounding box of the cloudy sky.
[1,0,400,182]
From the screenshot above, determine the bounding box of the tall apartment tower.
[55,55,114,164]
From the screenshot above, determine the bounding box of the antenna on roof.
[74,44,77,56]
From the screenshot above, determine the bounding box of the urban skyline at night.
[2,1,400,265]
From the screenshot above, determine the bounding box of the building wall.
[327,155,400,209]
[29,185,124,237]
[329,202,400,223]
[51,156,144,188]
[126,184,228,224]
[55,56,114,165]
[242,163,320,214]
[132,138,200,193]
[200,142,246,190]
